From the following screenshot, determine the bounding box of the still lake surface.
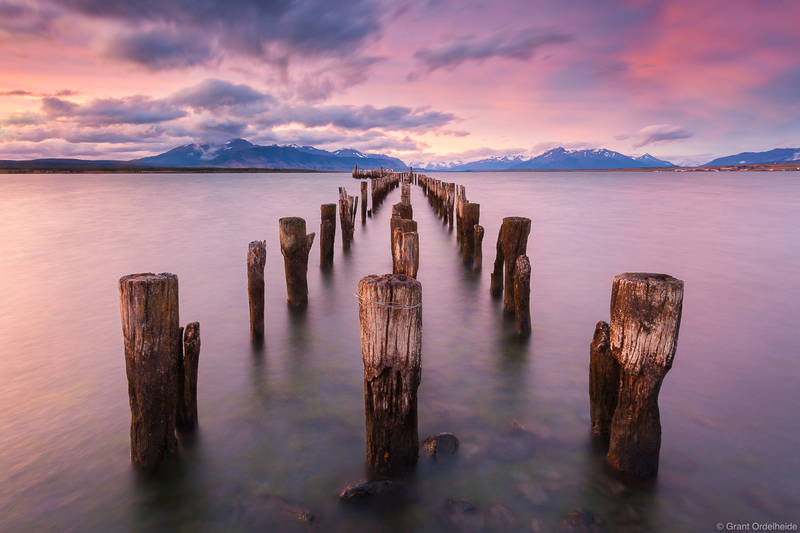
[0,171,798,532]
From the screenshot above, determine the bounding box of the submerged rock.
[438,498,485,533]
[338,480,401,502]
[486,503,519,531]
[561,508,606,532]
[488,421,541,462]
[422,433,459,458]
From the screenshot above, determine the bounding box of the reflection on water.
[1,172,799,531]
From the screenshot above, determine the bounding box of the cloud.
[632,124,693,148]
[411,26,571,76]
[51,0,385,66]
[262,104,456,131]
[106,29,213,70]
[0,1,59,35]
[42,96,186,126]
[294,56,385,103]
[1,112,45,126]
[169,79,272,111]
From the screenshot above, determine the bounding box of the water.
[1,171,798,532]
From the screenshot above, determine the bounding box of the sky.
[0,0,798,166]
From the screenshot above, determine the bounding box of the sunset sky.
[1,0,798,165]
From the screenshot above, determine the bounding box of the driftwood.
[320,203,336,269]
[119,272,181,471]
[338,187,358,251]
[606,273,684,477]
[358,274,422,479]
[279,217,315,308]
[513,255,531,337]
[176,322,200,432]
[589,321,618,440]
[247,240,266,342]
[490,217,531,313]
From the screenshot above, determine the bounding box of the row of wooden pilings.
[119,168,683,483]
[413,173,684,477]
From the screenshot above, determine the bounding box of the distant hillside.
[704,148,800,166]
[133,139,407,171]
[419,148,674,171]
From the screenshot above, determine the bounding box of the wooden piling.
[320,204,336,269]
[119,273,181,471]
[489,217,531,313]
[473,224,484,271]
[279,217,315,308]
[460,203,480,266]
[392,230,419,278]
[401,182,411,204]
[339,187,358,251]
[361,182,368,223]
[247,240,266,342]
[607,273,684,477]
[358,274,422,479]
[177,322,200,432]
[589,320,618,441]
[513,255,531,337]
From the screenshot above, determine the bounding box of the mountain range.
[1,139,798,170]
[703,148,800,166]
[132,139,407,171]
[416,148,675,171]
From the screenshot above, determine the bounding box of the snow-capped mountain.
[704,148,800,166]
[132,139,407,170]
[416,147,675,171]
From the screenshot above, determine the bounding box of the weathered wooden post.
[445,182,455,228]
[177,322,200,432]
[320,203,336,269]
[460,203,480,265]
[589,320,618,440]
[473,224,484,271]
[361,181,368,223]
[607,273,684,477]
[392,201,413,221]
[358,274,422,479]
[392,230,419,278]
[247,240,266,342]
[490,217,531,313]
[338,187,358,251]
[119,273,181,471]
[401,182,411,204]
[279,217,315,308]
[513,255,531,337]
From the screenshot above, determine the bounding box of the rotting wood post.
[279,217,315,308]
[513,255,531,337]
[247,240,266,342]
[589,320,618,441]
[119,272,181,471]
[460,203,480,265]
[489,217,531,312]
[392,201,413,221]
[358,274,422,479]
[361,181,368,223]
[393,230,419,278]
[446,183,455,228]
[320,204,336,269]
[473,224,484,271]
[391,218,417,265]
[401,183,411,204]
[607,273,684,477]
[455,185,466,245]
[176,322,200,432]
[339,187,358,251]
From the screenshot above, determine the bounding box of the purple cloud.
[412,26,571,76]
[633,124,693,148]
[169,79,273,111]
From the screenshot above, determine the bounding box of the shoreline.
[0,162,798,174]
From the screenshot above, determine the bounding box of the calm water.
[1,171,798,532]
